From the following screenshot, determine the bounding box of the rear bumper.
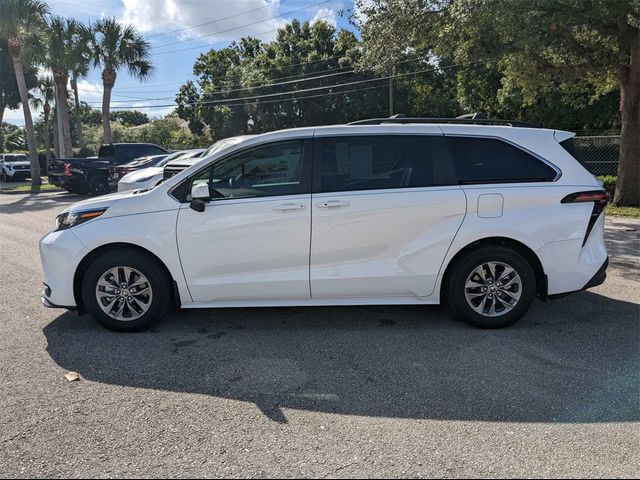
[583,256,608,289]
[548,256,608,299]
[49,174,71,187]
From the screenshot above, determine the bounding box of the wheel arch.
[73,242,180,312]
[440,236,547,301]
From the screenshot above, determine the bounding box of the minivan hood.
[61,191,135,214]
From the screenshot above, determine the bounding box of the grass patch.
[606,206,640,218]
[2,183,61,193]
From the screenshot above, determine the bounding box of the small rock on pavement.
[64,371,81,382]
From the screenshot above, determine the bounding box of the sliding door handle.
[274,203,306,212]
[317,199,350,209]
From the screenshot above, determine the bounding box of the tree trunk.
[8,36,41,187]
[54,70,73,158]
[614,29,640,207]
[43,103,52,171]
[71,74,81,147]
[101,69,116,144]
[52,107,60,159]
[0,104,5,152]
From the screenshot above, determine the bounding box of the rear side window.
[445,137,557,184]
[318,135,455,193]
[99,145,115,157]
[559,138,586,166]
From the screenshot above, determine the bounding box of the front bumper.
[39,228,89,307]
[5,170,30,179]
[41,292,76,310]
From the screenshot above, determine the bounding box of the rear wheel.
[88,175,109,195]
[82,249,171,331]
[445,246,536,329]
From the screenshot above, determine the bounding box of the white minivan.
[40,117,609,331]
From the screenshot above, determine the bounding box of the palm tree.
[92,18,152,144]
[0,0,49,187]
[45,17,91,158]
[68,22,93,147]
[30,76,54,165]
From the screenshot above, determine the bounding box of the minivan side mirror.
[190,183,210,212]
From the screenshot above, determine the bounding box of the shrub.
[598,175,617,199]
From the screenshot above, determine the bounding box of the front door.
[177,139,313,302]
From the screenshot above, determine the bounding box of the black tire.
[87,175,109,195]
[82,249,171,332]
[445,246,536,329]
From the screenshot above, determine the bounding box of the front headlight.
[55,208,107,231]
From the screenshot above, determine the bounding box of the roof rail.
[348,113,540,128]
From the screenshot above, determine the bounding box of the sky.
[4,0,359,125]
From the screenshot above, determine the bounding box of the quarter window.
[318,136,453,193]
[188,140,306,200]
[445,137,557,184]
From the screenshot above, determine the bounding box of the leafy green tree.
[176,20,390,139]
[30,76,54,162]
[0,37,37,151]
[91,18,152,144]
[44,16,92,157]
[356,0,639,206]
[110,109,149,126]
[0,0,49,186]
[0,121,26,150]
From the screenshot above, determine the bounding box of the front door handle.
[317,199,350,208]
[274,202,306,212]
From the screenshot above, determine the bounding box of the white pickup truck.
[0,153,31,182]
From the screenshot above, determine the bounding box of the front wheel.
[445,246,536,329]
[82,249,171,331]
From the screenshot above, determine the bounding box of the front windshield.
[202,136,252,158]
[5,154,29,162]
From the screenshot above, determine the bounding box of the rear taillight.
[63,163,71,176]
[561,190,609,246]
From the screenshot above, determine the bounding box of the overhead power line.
[145,0,291,40]
[101,54,351,92]
[152,0,331,50]
[153,11,336,56]
[85,55,434,104]
[96,62,476,111]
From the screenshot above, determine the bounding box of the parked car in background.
[49,143,169,195]
[117,149,204,192]
[0,153,31,182]
[40,118,609,332]
[162,136,255,181]
[109,154,169,191]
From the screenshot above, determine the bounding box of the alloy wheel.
[464,261,522,317]
[95,266,153,321]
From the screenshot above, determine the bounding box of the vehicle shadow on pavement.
[44,291,639,424]
[0,192,84,215]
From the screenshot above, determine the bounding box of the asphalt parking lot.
[0,191,638,478]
